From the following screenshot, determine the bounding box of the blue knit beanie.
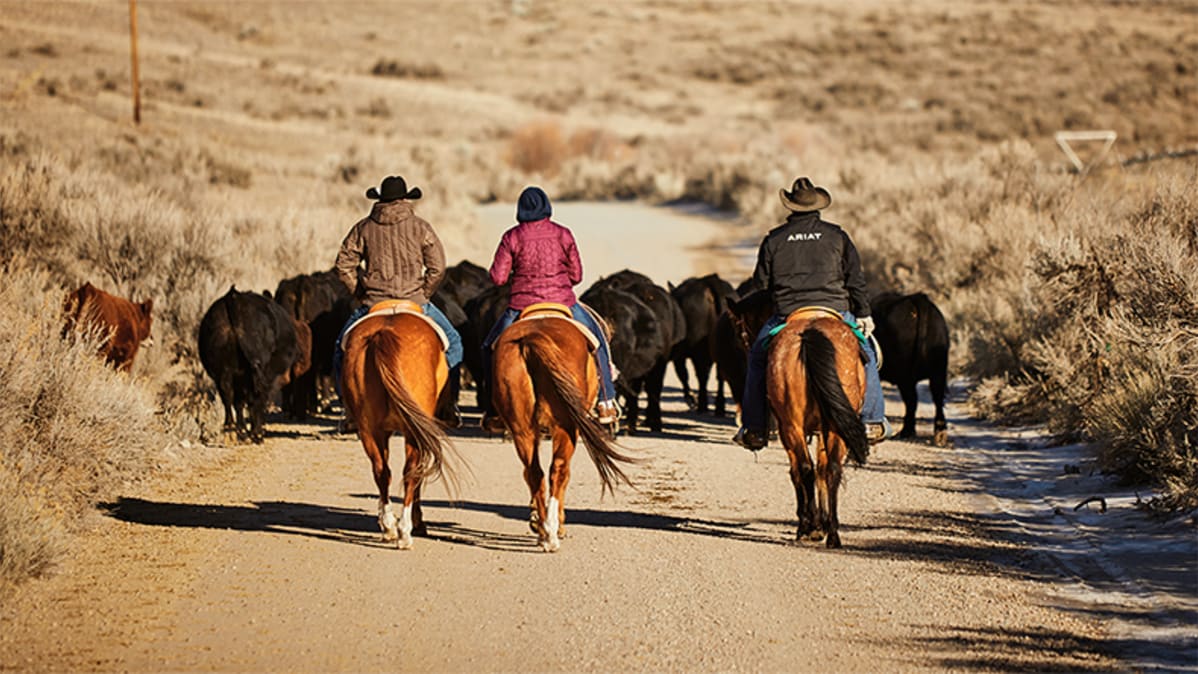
[516,186,552,223]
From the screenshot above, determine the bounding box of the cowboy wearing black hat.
[332,175,464,426]
[732,177,889,450]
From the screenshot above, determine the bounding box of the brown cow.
[62,282,154,372]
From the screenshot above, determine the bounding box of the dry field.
[0,0,1195,617]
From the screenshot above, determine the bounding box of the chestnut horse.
[768,308,871,548]
[341,305,460,549]
[491,305,636,552]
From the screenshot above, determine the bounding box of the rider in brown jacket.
[332,175,463,424]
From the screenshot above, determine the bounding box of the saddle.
[516,302,600,351]
[767,305,876,361]
[340,300,450,350]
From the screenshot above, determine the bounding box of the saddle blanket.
[340,301,450,351]
[766,305,879,364]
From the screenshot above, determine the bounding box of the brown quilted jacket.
[334,200,446,306]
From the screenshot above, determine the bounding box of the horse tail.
[370,330,459,493]
[800,327,870,465]
[519,331,637,495]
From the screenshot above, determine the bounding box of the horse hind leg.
[820,432,848,549]
[784,430,819,542]
[397,434,434,550]
[409,483,427,537]
[362,429,399,544]
[541,426,577,552]
[512,426,548,543]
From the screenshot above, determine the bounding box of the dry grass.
[0,0,1196,588]
[0,265,173,591]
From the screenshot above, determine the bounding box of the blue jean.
[333,302,463,396]
[481,304,616,403]
[740,311,883,432]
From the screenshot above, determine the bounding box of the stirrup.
[597,399,620,425]
[866,418,892,444]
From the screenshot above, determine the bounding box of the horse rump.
[798,326,869,466]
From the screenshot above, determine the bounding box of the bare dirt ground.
[5,382,1192,673]
[1,2,1195,671]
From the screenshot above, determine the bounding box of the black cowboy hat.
[779,177,831,212]
[366,175,422,202]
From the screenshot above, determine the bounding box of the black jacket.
[750,211,870,317]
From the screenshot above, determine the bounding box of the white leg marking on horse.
[378,502,398,542]
[397,504,414,550]
[542,496,561,552]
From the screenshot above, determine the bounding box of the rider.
[479,186,619,432]
[732,177,889,451]
[332,175,464,427]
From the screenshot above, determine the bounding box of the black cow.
[461,283,511,414]
[870,292,950,446]
[721,286,788,437]
[438,259,492,309]
[712,310,746,410]
[583,270,684,433]
[433,259,494,398]
[273,269,352,419]
[669,274,738,416]
[199,287,301,444]
[712,278,757,413]
[579,283,668,433]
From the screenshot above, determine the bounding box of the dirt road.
[4,384,1153,673]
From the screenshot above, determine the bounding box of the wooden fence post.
[129,0,140,124]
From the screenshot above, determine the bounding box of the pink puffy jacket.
[489,218,583,310]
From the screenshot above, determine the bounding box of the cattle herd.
[61,262,952,447]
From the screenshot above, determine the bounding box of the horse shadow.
[417,498,801,550]
[100,493,810,555]
[100,497,397,550]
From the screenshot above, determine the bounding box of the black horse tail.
[370,329,460,494]
[800,327,870,465]
[519,331,637,495]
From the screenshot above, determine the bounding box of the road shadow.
[101,497,397,550]
[873,624,1122,673]
[417,498,798,550]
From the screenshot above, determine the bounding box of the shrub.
[0,266,171,592]
[505,120,569,176]
[962,167,1198,509]
[369,59,443,80]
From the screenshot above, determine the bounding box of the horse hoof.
[933,430,951,447]
[397,536,413,550]
[825,532,842,549]
[540,537,560,553]
[381,530,398,543]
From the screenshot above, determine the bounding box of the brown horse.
[341,305,460,549]
[767,308,871,548]
[491,306,636,552]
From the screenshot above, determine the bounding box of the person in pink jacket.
[480,186,618,430]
